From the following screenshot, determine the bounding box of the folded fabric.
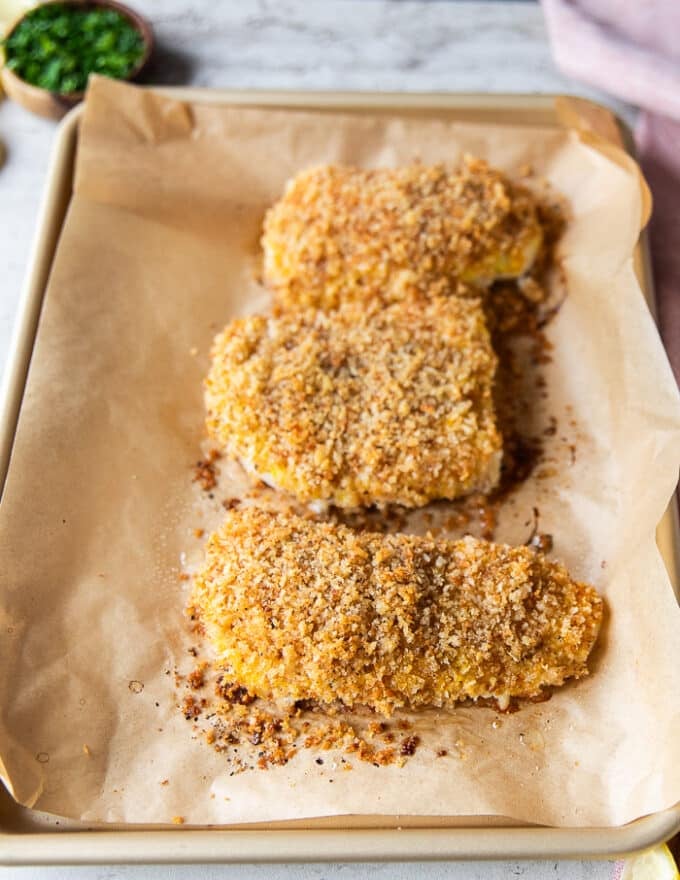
[542,0,680,382]
[637,113,680,383]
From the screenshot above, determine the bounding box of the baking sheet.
[1,77,679,830]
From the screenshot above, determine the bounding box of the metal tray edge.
[1,89,679,864]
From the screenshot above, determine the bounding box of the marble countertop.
[0,2,630,878]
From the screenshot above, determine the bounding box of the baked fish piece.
[191,508,603,716]
[262,157,543,311]
[205,295,501,510]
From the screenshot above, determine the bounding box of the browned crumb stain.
[187,662,208,690]
[161,779,169,786]
[436,749,448,758]
[215,677,256,705]
[177,658,426,772]
[128,680,144,694]
[182,694,206,720]
[479,196,567,509]
[471,695,522,714]
[194,528,205,539]
[544,416,558,437]
[82,744,91,757]
[346,736,397,767]
[400,735,420,756]
[331,505,409,535]
[192,449,221,492]
[179,573,191,582]
[526,688,554,705]
[523,507,554,554]
[367,721,386,739]
[374,748,397,766]
[530,533,554,553]
[185,606,205,637]
[222,498,241,511]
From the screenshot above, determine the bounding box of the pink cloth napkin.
[542,0,680,384]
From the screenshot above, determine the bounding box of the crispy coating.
[191,509,603,716]
[205,296,501,509]
[262,158,544,310]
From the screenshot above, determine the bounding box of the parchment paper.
[1,77,679,828]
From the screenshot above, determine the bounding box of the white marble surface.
[0,2,629,878]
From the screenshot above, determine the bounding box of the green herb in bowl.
[2,2,147,95]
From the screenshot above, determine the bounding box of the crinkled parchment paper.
[1,77,679,828]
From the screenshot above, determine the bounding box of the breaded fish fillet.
[191,508,603,715]
[205,296,501,510]
[262,157,543,311]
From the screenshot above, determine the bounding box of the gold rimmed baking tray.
[0,90,679,865]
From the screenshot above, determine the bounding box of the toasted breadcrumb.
[262,158,543,311]
[191,509,603,716]
[192,450,221,492]
[205,296,501,509]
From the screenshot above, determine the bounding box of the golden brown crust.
[191,508,604,716]
[205,296,501,509]
[262,158,543,310]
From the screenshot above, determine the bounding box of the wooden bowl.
[1,0,154,120]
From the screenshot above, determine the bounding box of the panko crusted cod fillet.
[191,509,604,716]
[262,157,544,311]
[205,296,501,510]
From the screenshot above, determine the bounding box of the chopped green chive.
[2,3,146,94]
